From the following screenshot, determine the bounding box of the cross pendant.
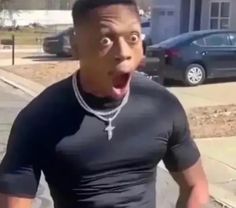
[105,118,115,141]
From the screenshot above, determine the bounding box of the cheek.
[132,46,144,64]
[98,49,111,58]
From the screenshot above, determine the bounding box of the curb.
[0,68,45,97]
[210,184,236,208]
[0,68,235,208]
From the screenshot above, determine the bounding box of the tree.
[0,0,10,11]
[136,0,152,11]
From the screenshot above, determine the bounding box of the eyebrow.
[99,21,141,35]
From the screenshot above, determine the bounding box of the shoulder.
[16,75,76,128]
[131,72,182,110]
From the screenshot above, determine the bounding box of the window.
[229,33,236,46]
[210,2,230,29]
[204,34,230,46]
[159,11,166,16]
[192,38,205,46]
[167,11,174,16]
[141,21,150,28]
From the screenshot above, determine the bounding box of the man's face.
[75,4,143,99]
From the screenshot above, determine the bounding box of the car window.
[157,33,193,47]
[141,21,150,28]
[192,38,205,46]
[204,33,231,46]
[229,33,236,46]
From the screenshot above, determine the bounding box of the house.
[151,0,235,44]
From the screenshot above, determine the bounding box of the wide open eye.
[128,34,140,44]
[100,37,112,46]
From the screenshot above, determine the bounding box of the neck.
[74,70,127,110]
[78,69,107,98]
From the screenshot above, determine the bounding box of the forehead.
[83,5,141,32]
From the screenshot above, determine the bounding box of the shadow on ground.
[23,55,73,62]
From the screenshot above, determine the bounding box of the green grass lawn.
[0,28,54,45]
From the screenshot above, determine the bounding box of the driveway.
[0,48,71,66]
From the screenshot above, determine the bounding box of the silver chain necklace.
[72,72,129,141]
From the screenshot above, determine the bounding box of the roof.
[185,29,236,35]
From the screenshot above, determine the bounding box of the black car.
[43,27,74,57]
[145,30,236,86]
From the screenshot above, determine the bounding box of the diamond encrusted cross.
[105,118,115,141]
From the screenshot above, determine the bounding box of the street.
[0,80,31,160]
[0,80,222,208]
[0,80,54,208]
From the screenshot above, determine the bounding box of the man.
[0,0,209,207]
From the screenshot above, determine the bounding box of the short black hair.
[72,0,139,26]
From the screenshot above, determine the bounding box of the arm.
[170,160,209,208]
[0,194,33,208]
[0,109,41,208]
[163,96,209,208]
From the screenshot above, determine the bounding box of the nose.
[114,37,132,62]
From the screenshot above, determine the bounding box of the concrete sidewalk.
[196,137,236,207]
[0,67,236,207]
[169,83,236,109]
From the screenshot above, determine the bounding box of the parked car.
[43,27,74,57]
[145,30,236,86]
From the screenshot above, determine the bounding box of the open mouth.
[112,72,131,89]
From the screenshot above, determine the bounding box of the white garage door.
[151,7,178,44]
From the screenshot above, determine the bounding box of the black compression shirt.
[0,72,200,208]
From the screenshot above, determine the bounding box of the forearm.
[0,194,33,208]
[187,185,209,208]
[176,185,209,208]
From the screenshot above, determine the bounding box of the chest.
[48,100,172,173]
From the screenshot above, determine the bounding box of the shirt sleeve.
[0,109,41,198]
[163,97,200,172]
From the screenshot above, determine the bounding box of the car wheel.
[184,64,206,86]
